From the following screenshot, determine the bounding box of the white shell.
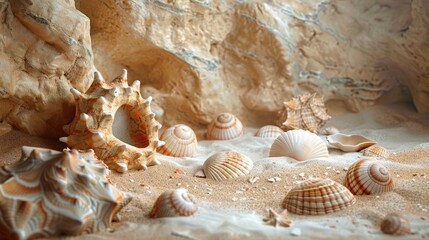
[269,129,329,161]
[158,124,198,157]
[381,213,411,235]
[150,188,198,218]
[344,159,394,195]
[202,151,253,181]
[327,133,376,152]
[255,125,284,138]
[206,113,243,140]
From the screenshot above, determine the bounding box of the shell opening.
[113,104,149,148]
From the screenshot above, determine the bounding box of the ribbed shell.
[269,129,329,161]
[327,133,376,152]
[158,124,198,157]
[282,178,356,215]
[255,125,284,138]
[344,159,394,195]
[203,151,253,181]
[150,188,198,218]
[206,113,243,140]
[381,213,411,235]
[361,145,390,159]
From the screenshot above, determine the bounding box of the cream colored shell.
[255,125,284,138]
[150,188,198,218]
[381,213,411,235]
[282,178,356,215]
[361,145,390,159]
[269,129,329,161]
[327,133,376,152]
[0,146,132,239]
[158,124,198,157]
[344,159,394,195]
[60,69,163,173]
[206,113,243,140]
[202,151,253,181]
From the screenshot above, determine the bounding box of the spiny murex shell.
[61,69,164,173]
[203,151,253,181]
[150,188,198,218]
[158,124,198,157]
[327,133,376,152]
[255,125,284,138]
[381,213,411,235]
[206,113,243,140]
[361,145,390,159]
[344,159,394,195]
[269,129,329,161]
[275,93,331,133]
[0,146,132,240]
[283,178,356,215]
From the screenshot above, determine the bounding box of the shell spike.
[157,140,166,148]
[98,96,108,104]
[120,69,127,80]
[59,137,68,144]
[70,88,82,99]
[132,80,141,89]
[117,145,127,154]
[93,72,104,84]
[100,114,114,128]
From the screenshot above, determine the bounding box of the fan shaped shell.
[327,133,376,152]
[361,145,390,159]
[269,129,329,161]
[381,213,411,235]
[206,113,243,140]
[150,188,198,218]
[255,125,284,138]
[203,151,253,181]
[158,124,198,157]
[282,178,356,215]
[344,159,394,195]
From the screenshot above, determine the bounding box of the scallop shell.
[60,69,164,173]
[150,188,198,218]
[282,178,356,215]
[344,159,394,195]
[0,146,132,239]
[158,124,198,157]
[381,213,411,235]
[327,133,376,152]
[275,93,331,133]
[206,113,243,140]
[202,151,253,181]
[255,125,284,138]
[269,129,329,161]
[361,145,390,159]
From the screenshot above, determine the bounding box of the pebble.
[290,228,302,236]
[129,179,135,183]
[298,172,305,178]
[268,177,281,183]
[232,197,238,202]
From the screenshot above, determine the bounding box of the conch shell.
[60,69,164,173]
[275,93,331,133]
[0,146,132,240]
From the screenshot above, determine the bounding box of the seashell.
[206,113,243,140]
[361,145,390,159]
[255,125,284,138]
[344,159,394,195]
[60,69,163,173]
[275,93,331,133]
[150,188,198,218]
[319,126,340,135]
[263,208,292,228]
[0,146,132,239]
[202,151,253,181]
[269,129,329,161]
[327,133,376,152]
[380,213,411,235]
[158,124,198,157]
[282,178,356,215]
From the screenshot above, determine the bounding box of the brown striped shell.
[158,124,198,157]
[206,113,243,140]
[344,159,394,195]
[150,188,198,218]
[282,178,356,215]
[361,145,390,159]
[380,213,411,235]
[255,125,284,138]
[202,151,253,181]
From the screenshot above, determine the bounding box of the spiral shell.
[255,125,284,138]
[269,129,329,161]
[158,124,198,157]
[361,145,390,159]
[150,188,198,218]
[206,113,243,140]
[381,213,411,235]
[344,159,394,195]
[282,178,356,215]
[202,151,253,181]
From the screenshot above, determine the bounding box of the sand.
[1,103,429,240]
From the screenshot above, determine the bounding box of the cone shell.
[203,151,253,181]
[158,124,197,157]
[327,133,376,152]
[282,178,356,215]
[269,129,329,161]
[206,113,243,140]
[361,145,390,159]
[0,146,132,239]
[255,125,284,138]
[344,159,394,195]
[381,213,411,235]
[150,188,198,218]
